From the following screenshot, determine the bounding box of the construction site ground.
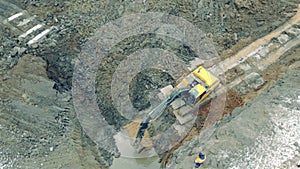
[0,1,299,169]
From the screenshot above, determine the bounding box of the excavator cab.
[183,84,207,106]
[189,84,207,104]
[175,66,219,106]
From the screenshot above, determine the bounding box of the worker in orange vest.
[194,152,206,168]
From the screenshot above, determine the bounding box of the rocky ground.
[0,55,110,168]
[0,0,299,169]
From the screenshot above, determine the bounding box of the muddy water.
[112,131,161,169]
[110,156,161,169]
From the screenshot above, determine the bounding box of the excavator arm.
[134,87,191,145]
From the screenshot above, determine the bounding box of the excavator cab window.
[191,80,198,87]
[186,89,207,105]
[186,90,198,105]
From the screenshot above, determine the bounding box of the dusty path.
[218,4,300,73]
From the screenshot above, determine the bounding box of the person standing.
[194,152,206,168]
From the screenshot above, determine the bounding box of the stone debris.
[238,63,252,73]
[257,44,271,58]
[173,109,194,125]
[277,33,291,44]
[285,27,300,37]
[244,72,265,90]
[160,85,174,95]
[177,105,194,117]
[170,98,186,110]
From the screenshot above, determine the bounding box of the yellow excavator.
[133,66,220,145]
[175,66,220,106]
